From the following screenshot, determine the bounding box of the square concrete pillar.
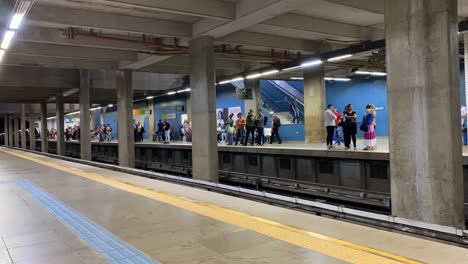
[21,104,27,149]
[116,70,135,168]
[3,116,8,146]
[386,0,464,228]
[189,36,218,182]
[40,102,48,153]
[56,95,65,156]
[29,105,36,151]
[8,117,13,147]
[244,79,261,114]
[80,69,92,161]
[303,65,326,143]
[13,117,19,148]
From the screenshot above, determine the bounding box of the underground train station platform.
[0,147,467,264]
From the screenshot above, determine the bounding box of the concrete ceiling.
[0,0,467,105]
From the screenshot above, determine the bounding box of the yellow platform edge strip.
[0,148,423,264]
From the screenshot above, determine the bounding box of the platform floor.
[0,147,468,263]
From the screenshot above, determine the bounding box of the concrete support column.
[56,95,65,156]
[303,65,326,143]
[464,33,468,121]
[148,99,155,137]
[40,102,48,153]
[29,105,36,151]
[80,69,92,161]
[21,104,27,149]
[386,0,464,228]
[189,36,218,182]
[116,70,135,168]
[3,116,8,146]
[13,117,19,148]
[244,79,261,114]
[8,117,13,147]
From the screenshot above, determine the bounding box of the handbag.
[359,116,369,132]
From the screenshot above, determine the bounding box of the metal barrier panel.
[365,161,390,193]
[233,154,246,173]
[339,160,364,189]
[261,156,277,177]
[246,155,260,175]
[317,159,340,185]
[295,158,316,182]
[278,157,294,180]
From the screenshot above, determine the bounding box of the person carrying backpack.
[269,112,282,144]
[163,121,171,144]
[244,109,256,146]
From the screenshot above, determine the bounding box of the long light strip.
[356,70,387,76]
[146,96,154,100]
[261,70,279,76]
[167,91,176,95]
[246,73,262,79]
[9,14,24,30]
[1,30,15,50]
[177,88,191,93]
[282,66,302,72]
[290,77,304,80]
[327,54,353,62]
[325,77,351,82]
[300,59,323,68]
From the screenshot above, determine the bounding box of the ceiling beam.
[193,0,310,38]
[120,54,173,70]
[27,4,192,38]
[4,54,121,70]
[323,0,383,14]
[36,0,235,20]
[11,42,138,62]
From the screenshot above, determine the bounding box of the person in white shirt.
[462,106,467,146]
[325,104,337,149]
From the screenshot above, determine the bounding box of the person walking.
[244,110,256,146]
[234,113,246,146]
[462,105,467,146]
[255,110,265,146]
[163,120,171,144]
[362,104,377,151]
[343,104,358,150]
[269,112,282,144]
[325,104,337,149]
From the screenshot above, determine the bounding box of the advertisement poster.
[228,106,242,117]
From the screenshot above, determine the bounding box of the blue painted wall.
[216,84,245,114]
[154,94,187,140]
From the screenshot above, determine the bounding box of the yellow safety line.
[0,148,423,264]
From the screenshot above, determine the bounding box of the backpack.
[274,117,282,127]
[263,116,268,126]
[359,116,368,132]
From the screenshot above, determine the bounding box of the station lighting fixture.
[327,54,353,62]
[290,77,304,80]
[177,88,191,93]
[9,0,31,30]
[218,77,244,85]
[355,70,387,76]
[167,91,176,95]
[246,70,279,80]
[325,77,351,82]
[1,30,15,50]
[146,96,154,100]
[300,59,323,68]
[108,104,114,107]
[246,73,262,79]
[282,66,302,72]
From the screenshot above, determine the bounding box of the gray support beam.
[80,70,92,161]
[56,95,65,156]
[3,116,8,146]
[13,117,19,148]
[465,33,468,125]
[189,36,218,182]
[21,104,27,149]
[386,0,464,228]
[244,79,261,115]
[29,105,36,151]
[8,117,13,147]
[303,65,326,143]
[116,70,135,168]
[40,102,48,153]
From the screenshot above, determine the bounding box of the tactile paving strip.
[16,179,158,264]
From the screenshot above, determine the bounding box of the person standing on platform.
[255,110,265,146]
[244,110,256,146]
[234,113,246,146]
[343,104,358,150]
[362,104,377,151]
[163,120,171,144]
[155,120,164,142]
[225,113,234,145]
[269,112,282,144]
[462,106,467,146]
[334,109,343,146]
[325,104,337,149]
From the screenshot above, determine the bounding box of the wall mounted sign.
[163,113,177,120]
[133,109,152,116]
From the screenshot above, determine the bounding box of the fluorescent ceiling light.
[218,80,231,85]
[261,70,279,76]
[108,104,114,107]
[370,72,387,76]
[9,14,24,30]
[167,91,176,95]
[325,77,351,82]
[355,71,371,75]
[47,117,56,120]
[15,1,32,15]
[290,77,304,80]
[1,31,15,50]
[146,96,154,100]
[282,66,302,72]
[327,54,353,62]
[301,60,323,68]
[246,73,262,79]
[231,77,244,82]
[177,88,191,93]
